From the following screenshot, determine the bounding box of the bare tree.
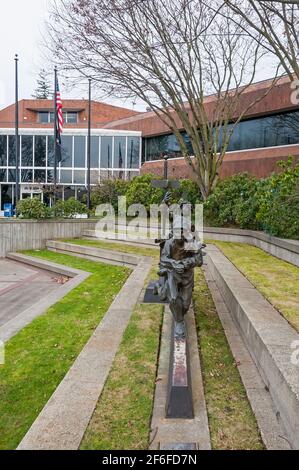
[47,0,279,199]
[225,0,299,81]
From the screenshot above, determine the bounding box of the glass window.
[34,170,46,183]
[47,136,54,167]
[127,137,140,169]
[8,169,16,182]
[21,169,33,183]
[114,137,126,169]
[66,112,78,124]
[61,136,73,167]
[49,112,55,123]
[47,169,54,184]
[0,169,7,182]
[60,170,72,184]
[74,136,86,168]
[39,112,49,123]
[21,136,33,166]
[1,185,12,209]
[77,187,87,202]
[90,169,99,185]
[0,136,7,166]
[90,136,99,168]
[64,186,76,200]
[8,136,19,166]
[74,170,85,185]
[101,136,112,168]
[35,136,46,167]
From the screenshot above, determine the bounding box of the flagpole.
[87,78,92,212]
[53,66,58,208]
[15,54,20,208]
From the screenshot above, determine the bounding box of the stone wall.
[0,219,97,258]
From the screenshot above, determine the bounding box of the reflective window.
[61,136,73,167]
[47,136,54,167]
[39,112,49,123]
[47,169,54,184]
[34,170,46,183]
[74,136,86,168]
[35,136,46,166]
[114,137,126,169]
[143,111,299,161]
[74,170,85,184]
[8,136,19,166]
[0,169,7,182]
[8,169,16,182]
[64,186,76,199]
[1,185,12,209]
[90,169,99,184]
[0,136,7,166]
[101,136,112,168]
[21,136,33,166]
[60,170,72,184]
[64,112,78,124]
[90,136,99,168]
[127,137,140,169]
[21,169,33,183]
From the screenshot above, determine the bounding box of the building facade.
[0,99,141,209]
[103,77,299,180]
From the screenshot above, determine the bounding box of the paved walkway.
[0,258,65,329]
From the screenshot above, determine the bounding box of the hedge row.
[204,158,299,240]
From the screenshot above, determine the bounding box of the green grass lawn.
[69,239,263,449]
[193,268,263,450]
[210,241,299,333]
[0,250,129,450]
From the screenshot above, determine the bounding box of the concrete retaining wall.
[0,219,97,257]
[204,227,299,267]
[206,244,299,449]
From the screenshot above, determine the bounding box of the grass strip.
[210,241,299,333]
[193,268,264,450]
[0,250,129,450]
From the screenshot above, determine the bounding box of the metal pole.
[53,66,58,207]
[15,54,20,209]
[87,78,92,212]
[163,154,169,180]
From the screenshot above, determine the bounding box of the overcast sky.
[0,0,279,113]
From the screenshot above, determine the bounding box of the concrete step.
[206,244,299,449]
[82,230,157,248]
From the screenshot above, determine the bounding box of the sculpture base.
[143,281,168,304]
[166,318,194,419]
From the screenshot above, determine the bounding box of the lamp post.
[15,54,20,208]
[87,78,92,212]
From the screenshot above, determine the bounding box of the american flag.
[55,77,63,162]
[56,79,64,134]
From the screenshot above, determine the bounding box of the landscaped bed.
[0,251,129,450]
[210,241,299,333]
[66,238,262,449]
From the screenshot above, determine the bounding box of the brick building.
[1,77,299,210]
[103,76,299,180]
[0,99,142,209]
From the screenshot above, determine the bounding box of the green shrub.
[171,179,202,206]
[121,174,164,213]
[203,158,299,239]
[90,179,130,212]
[17,197,51,219]
[255,159,299,238]
[52,197,88,218]
[204,173,258,227]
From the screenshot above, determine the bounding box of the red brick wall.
[141,145,299,180]
[0,99,141,129]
